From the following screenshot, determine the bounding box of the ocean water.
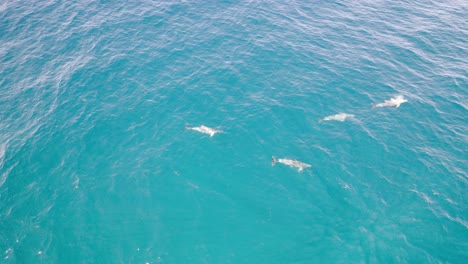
[0,0,467,263]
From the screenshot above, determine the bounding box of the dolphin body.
[319,113,354,123]
[373,95,408,108]
[272,157,311,172]
[185,124,222,137]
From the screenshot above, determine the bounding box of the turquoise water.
[1,0,467,263]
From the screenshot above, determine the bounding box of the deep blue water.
[1,0,467,263]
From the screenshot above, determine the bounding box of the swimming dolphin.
[272,156,312,172]
[372,95,408,108]
[185,124,222,137]
[319,113,355,123]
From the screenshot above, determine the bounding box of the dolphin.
[272,156,312,172]
[319,113,355,123]
[185,124,222,137]
[372,95,408,108]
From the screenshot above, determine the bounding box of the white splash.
[272,156,312,172]
[319,113,355,122]
[373,95,408,108]
[185,124,222,137]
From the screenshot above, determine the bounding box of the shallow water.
[1,0,467,263]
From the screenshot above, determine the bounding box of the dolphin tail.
[272,157,277,166]
[185,124,189,131]
[318,118,323,123]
